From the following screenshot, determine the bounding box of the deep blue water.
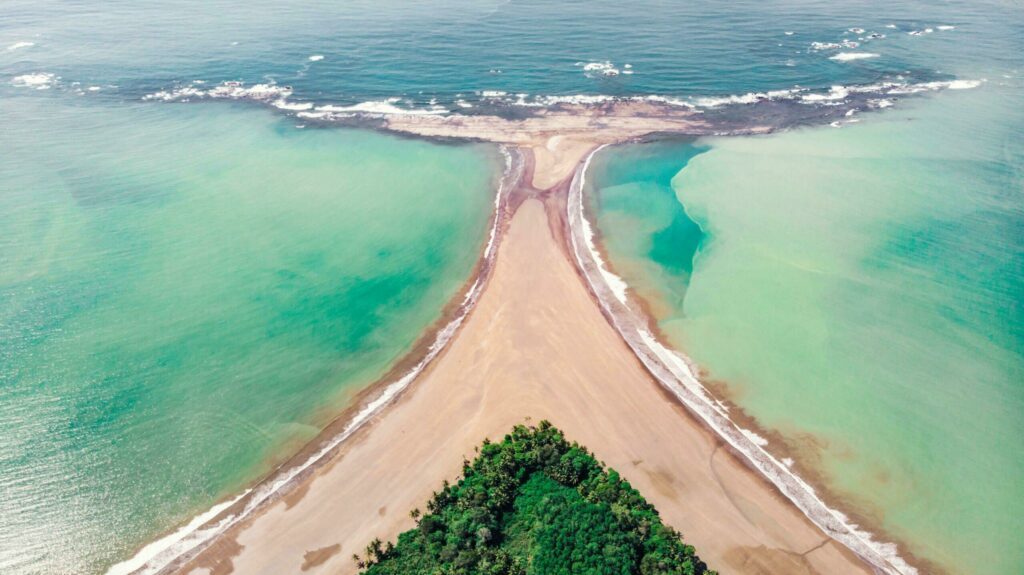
[3,0,1019,109]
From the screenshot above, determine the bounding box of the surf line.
[107,145,524,575]
[565,144,917,575]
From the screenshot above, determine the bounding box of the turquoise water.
[590,87,1023,574]
[589,143,708,320]
[2,0,1022,573]
[0,98,494,572]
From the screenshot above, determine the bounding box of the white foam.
[105,491,250,575]
[308,54,324,62]
[11,72,56,89]
[208,82,291,100]
[578,61,622,77]
[144,81,293,103]
[849,27,866,34]
[742,429,771,447]
[314,100,448,116]
[695,87,803,108]
[6,41,35,51]
[143,86,205,101]
[475,92,693,109]
[537,94,615,106]
[830,52,880,61]
[937,25,955,31]
[142,81,451,118]
[785,31,795,36]
[572,145,630,304]
[272,99,314,111]
[801,85,850,102]
[579,213,629,303]
[811,39,860,51]
[695,92,763,107]
[945,79,982,89]
[639,95,695,108]
[888,79,982,93]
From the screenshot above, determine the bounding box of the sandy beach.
[161,135,876,575]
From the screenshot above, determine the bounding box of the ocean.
[0,99,495,573]
[2,0,1021,573]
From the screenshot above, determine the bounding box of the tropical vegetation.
[357,421,715,575]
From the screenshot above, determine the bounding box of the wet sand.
[171,140,873,575]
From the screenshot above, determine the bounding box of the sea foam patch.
[830,52,881,62]
[811,40,860,51]
[143,81,293,102]
[888,79,983,93]
[694,88,801,107]
[312,99,448,116]
[7,41,35,51]
[576,61,625,77]
[11,73,57,89]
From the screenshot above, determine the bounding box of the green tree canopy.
[358,421,715,575]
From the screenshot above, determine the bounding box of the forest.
[357,421,716,575]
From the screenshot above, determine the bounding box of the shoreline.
[115,107,925,575]
[106,146,525,575]
[566,145,921,575]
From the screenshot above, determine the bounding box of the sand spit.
[144,132,888,575]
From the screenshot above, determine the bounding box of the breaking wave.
[136,74,984,128]
[10,72,57,89]
[830,52,880,62]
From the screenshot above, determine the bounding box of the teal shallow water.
[590,86,1023,574]
[0,98,495,573]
